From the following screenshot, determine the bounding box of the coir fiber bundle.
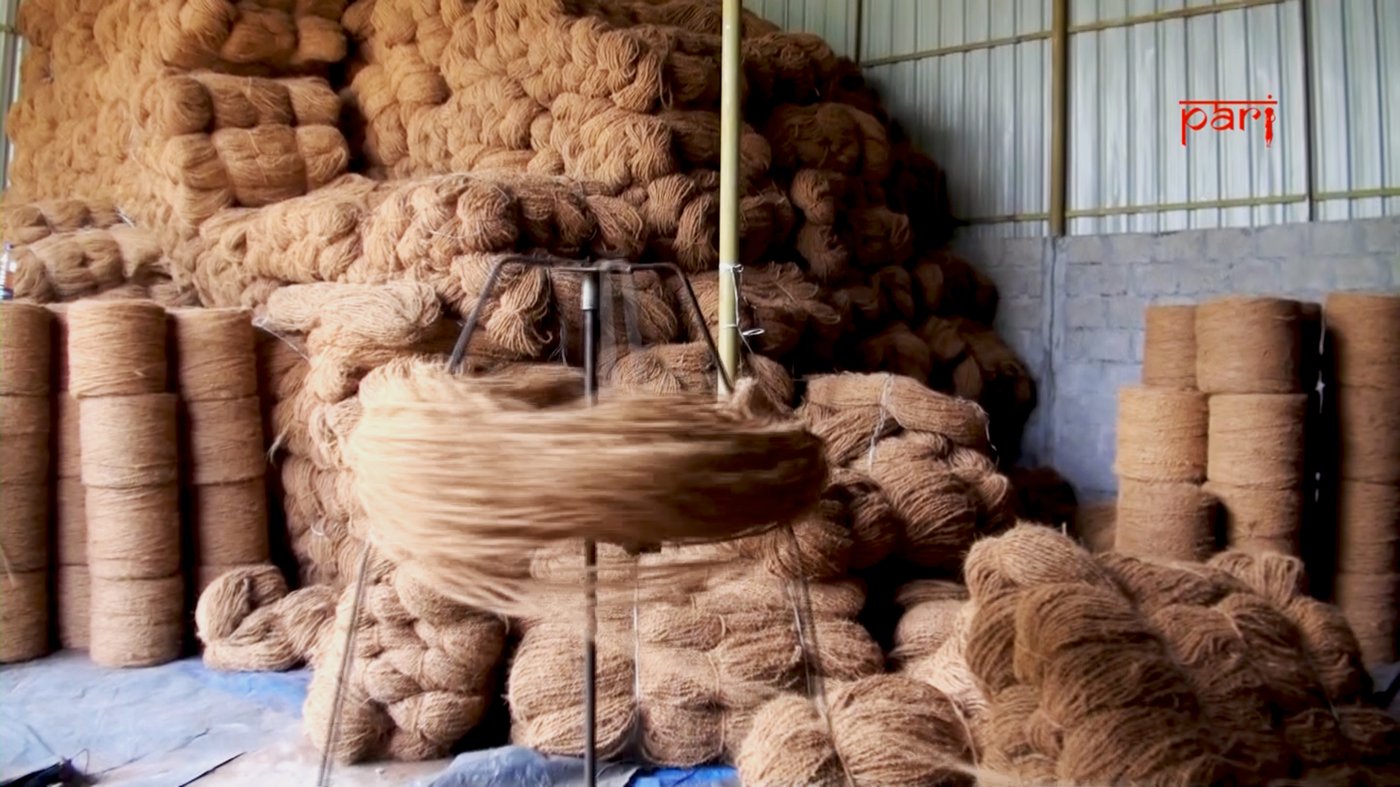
[1204,481,1303,557]
[195,565,336,671]
[0,303,52,396]
[0,570,49,663]
[1324,292,1400,389]
[1114,386,1207,482]
[348,359,826,615]
[1142,303,1197,388]
[1195,296,1303,394]
[66,300,169,398]
[1206,393,1307,489]
[1114,479,1216,562]
[806,373,991,453]
[736,676,973,787]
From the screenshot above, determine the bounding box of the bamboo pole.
[716,0,742,396]
[1049,0,1069,237]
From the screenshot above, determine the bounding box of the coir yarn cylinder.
[55,477,87,565]
[1142,304,1197,389]
[170,307,258,401]
[185,396,266,485]
[0,570,50,663]
[78,393,178,487]
[48,304,71,392]
[192,478,270,567]
[1203,481,1303,557]
[1196,297,1303,394]
[1333,571,1398,666]
[85,484,180,579]
[89,574,184,667]
[1336,386,1400,484]
[0,302,52,396]
[1074,501,1117,554]
[55,393,81,478]
[58,564,90,649]
[1336,481,1399,575]
[0,395,50,485]
[67,300,168,398]
[0,483,49,572]
[1325,292,1400,389]
[1114,386,1207,483]
[1114,479,1216,562]
[1206,394,1307,489]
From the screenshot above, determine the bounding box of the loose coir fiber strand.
[78,393,179,488]
[0,302,52,396]
[1114,479,1216,562]
[1114,386,1207,483]
[1324,292,1400,389]
[347,359,827,616]
[0,396,51,485]
[1195,296,1304,394]
[0,482,50,572]
[1206,393,1308,489]
[85,484,180,579]
[1336,385,1400,485]
[1337,481,1400,575]
[89,573,184,668]
[1141,303,1196,389]
[66,300,169,398]
[0,570,49,663]
[170,307,258,401]
[1203,481,1303,557]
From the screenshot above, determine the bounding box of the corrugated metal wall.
[747,0,1400,236]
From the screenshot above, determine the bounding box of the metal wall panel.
[745,0,859,58]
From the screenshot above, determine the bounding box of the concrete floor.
[194,737,447,785]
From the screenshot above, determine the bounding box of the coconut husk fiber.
[1337,481,1400,575]
[0,483,49,573]
[66,300,169,398]
[85,483,180,579]
[349,358,827,616]
[1114,479,1217,562]
[1141,303,1197,388]
[1336,385,1400,484]
[1114,386,1207,483]
[735,676,973,787]
[1334,571,1398,666]
[0,303,52,396]
[78,393,179,488]
[170,307,258,401]
[0,395,51,485]
[1325,292,1400,389]
[1204,481,1303,557]
[1196,296,1304,394]
[0,569,50,663]
[89,573,184,667]
[1206,393,1308,491]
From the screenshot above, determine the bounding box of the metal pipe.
[1299,0,1316,222]
[579,269,599,787]
[1049,0,1069,237]
[716,0,742,396]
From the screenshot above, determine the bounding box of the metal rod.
[716,0,742,396]
[579,269,600,787]
[1299,0,1317,222]
[1049,0,1069,237]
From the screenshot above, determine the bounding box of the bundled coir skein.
[1195,296,1304,394]
[0,303,53,663]
[1141,303,1197,388]
[69,301,184,667]
[171,308,270,593]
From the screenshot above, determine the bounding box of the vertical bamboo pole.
[1049,0,1069,236]
[716,0,742,395]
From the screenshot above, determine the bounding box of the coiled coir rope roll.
[1336,386,1400,485]
[78,393,179,487]
[1114,479,1216,562]
[0,302,52,396]
[1142,304,1196,389]
[0,570,49,663]
[57,564,90,649]
[1324,292,1400,389]
[1334,571,1398,666]
[85,484,180,579]
[0,396,50,485]
[1203,481,1302,557]
[1196,297,1303,394]
[1336,481,1399,575]
[191,477,270,568]
[0,483,49,572]
[170,307,258,401]
[67,300,168,397]
[1206,394,1307,489]
[1114,386,1207,483]
[89,574,184,667]
[185,396,266,484]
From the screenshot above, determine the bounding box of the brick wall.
[954,216,1400,500]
